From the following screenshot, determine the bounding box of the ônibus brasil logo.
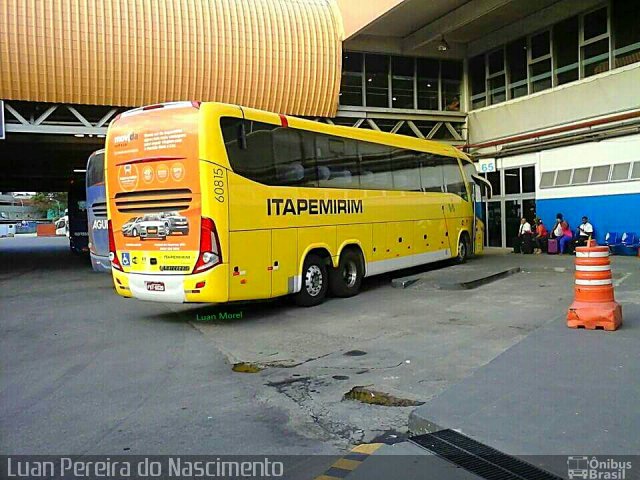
[567,456,632,480]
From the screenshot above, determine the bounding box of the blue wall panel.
[536,193,640,243]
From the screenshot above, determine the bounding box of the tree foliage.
[30,192,67,217]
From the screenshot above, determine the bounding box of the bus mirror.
[238,122,248,150]
[472,174,493,200]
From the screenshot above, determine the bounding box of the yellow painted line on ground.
[351,443,383,455]
[332,458,361,471]
[314,443,384,479]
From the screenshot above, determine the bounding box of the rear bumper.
[128,273,187,302]
[90,253,111,273]
[111,264,229,303]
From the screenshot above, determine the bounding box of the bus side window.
[442,157,468,200]
[273,128,312,187]
[221,118,277,185]
[419,154,445,192]
[358,142,392,190]
[316,135,359,189]
[391,149,421,192]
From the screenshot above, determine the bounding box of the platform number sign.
[0,100,4,140]
[478,158,496,173]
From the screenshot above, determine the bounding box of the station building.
[1,0,639,246]
[335,0,640,247]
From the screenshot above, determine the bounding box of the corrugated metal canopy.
[0,0,344,116]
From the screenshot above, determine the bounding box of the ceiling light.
[437,35,450,52]
[74,134,84,138]
[73,169,87,173]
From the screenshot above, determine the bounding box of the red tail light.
[193,217,222,273]
[108,219,123,271]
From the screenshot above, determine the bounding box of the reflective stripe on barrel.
[575,265,610,271]
[574,245,615,302]
[576,250,609,258]
[576,278,613,285]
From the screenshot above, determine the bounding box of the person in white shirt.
[518,218,532,236]
[514,217,532,253]
[573,216,594,248]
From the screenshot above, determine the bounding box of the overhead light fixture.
[74,134,85,138]
[437,35,450,52]
[73,169,87,173]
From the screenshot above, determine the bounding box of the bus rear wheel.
[329,249,364,297]
[294,254,328,307]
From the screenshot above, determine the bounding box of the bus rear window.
[87,152,105,186]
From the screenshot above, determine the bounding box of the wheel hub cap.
[305,265,323,296]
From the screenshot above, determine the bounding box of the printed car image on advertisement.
[160,211,190,235]
[122,217,142,237]
[137,214,169,240]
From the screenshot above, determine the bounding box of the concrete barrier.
[36,223,57,237]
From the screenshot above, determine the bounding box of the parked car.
[160,211,189,235]
[55,216,68,236]
[137,214,168,240]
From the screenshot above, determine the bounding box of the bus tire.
[294,254,328,307]
[329,249,363,298]
[456,233,470,264]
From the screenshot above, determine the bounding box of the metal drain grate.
[411,429,563,480]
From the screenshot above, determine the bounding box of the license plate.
[145,281,165,292]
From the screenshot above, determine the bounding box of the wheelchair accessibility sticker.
[121,252,131,267]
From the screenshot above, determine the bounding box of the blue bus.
[86,150,110,271]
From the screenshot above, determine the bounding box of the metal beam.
[390,121,404,134]
[6,124,107,135]
[95,108,118,127]
[34,105,58,126]
[407,121,425,139]
[4,103,29,125]
[66,106,93,128]
[426,122,443,139]
[402,0,513,51]
[445,122,463,140]
[366,119,381,131]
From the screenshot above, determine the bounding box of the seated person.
[573,216,594,248]
[514,217,532,253]
[534,219,548,254]
[558,221,573,254]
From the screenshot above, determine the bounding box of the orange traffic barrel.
[567,244,622,331]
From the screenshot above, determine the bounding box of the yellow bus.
[106,101,489,306]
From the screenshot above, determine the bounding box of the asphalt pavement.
[0,236,336,457]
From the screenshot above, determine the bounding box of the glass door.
[487,202,502,247]
[505,200,521,248]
